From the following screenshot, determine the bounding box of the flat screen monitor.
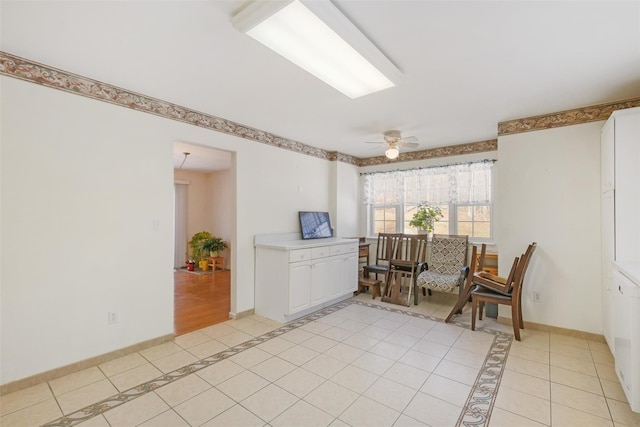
[299,211,333,239]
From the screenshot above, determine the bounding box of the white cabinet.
[613,109,640,263]
[601,118,615,192]
[601,107,640,354]
[613,266,640,412]
[255,236,358,323]
[601,107,640,413]
[602,185,615,349]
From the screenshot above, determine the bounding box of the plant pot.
[187,261,195,271]
[199,260,208,271]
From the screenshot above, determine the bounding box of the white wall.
[0,76,337,384]
[173,169,233,264]
[209,169,233,266]
[496,121,603,334]
[1,78,175,384]
[333,161,359,238]
[173,170,216,242]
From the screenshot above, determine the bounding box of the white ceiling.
[2,1,639,172]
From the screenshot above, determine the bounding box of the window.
[363,160,494,241]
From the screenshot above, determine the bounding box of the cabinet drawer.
[331,243,357,256]
[312,246,331,259]
[289,249,312,263]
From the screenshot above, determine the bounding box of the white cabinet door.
[311,258,330,306]
[602,190,615,275]
[614,111,640,263]
[601,118,615,192]
[602,283,614,353]
[289,262,311,314]
[342,253,358,293]
[328,256,344,299]
[613,269,640,411]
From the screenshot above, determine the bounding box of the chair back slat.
[375,233,403,264]
[396,235,428,264]
[510,242,537,295]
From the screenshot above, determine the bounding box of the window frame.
[365,163,495,243]
[368,202,493,243]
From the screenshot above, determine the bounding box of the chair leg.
[426,288,432,296]
[478,301,484,320]
[518,295,524,329]
[511,300,521,341]
[471,296,477,331]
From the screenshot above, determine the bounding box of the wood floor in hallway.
[174,268,230,336]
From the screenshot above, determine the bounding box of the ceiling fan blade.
[398,141,419,148]
[399,136,418,144]
[365,141,385,144]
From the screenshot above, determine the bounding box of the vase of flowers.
[409,204,443,234]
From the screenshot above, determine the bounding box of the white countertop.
[255,237,358,250]
[615,262,640,285]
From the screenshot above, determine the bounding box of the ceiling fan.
[366,130,419,159]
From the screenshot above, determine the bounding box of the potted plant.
[409,204,443,234]
[201,236,228,257]
[188,231,212,270]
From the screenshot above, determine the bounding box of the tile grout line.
[40,299,511,427]
[39,301,352,426]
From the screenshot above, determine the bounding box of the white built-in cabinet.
[601,107,640,412]
[255,235,358,323]
[601,117,615,349]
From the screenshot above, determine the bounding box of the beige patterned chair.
[415,234,469,304]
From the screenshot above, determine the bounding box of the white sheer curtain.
[362,160,493,205]
[174,183,188,269]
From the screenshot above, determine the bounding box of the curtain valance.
[362,160,494,205]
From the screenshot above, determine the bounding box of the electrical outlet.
[108,311,119,325]
[533,292,541,302]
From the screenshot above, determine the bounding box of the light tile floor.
[2,292,640,427]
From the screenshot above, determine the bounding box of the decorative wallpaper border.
[0,51,336,162]
[498,97,640,136]
[6,50,636,164]
[357,139,498,167]
[0,51,495,166]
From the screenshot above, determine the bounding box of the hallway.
[174,269,231,336]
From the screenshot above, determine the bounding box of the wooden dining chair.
[362,232,403,283]
[471,242,537,341]
[474,242,536,296]
[382,234,428,306]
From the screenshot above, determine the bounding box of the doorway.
[173,142,233,335]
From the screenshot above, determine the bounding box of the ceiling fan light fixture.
[385,146,399,159]
[231,0,402,99]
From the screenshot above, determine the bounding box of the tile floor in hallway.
[2,292,640,427]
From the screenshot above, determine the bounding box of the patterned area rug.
[42,299,512,427]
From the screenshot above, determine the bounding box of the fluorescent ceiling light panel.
[232,0,401,99]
